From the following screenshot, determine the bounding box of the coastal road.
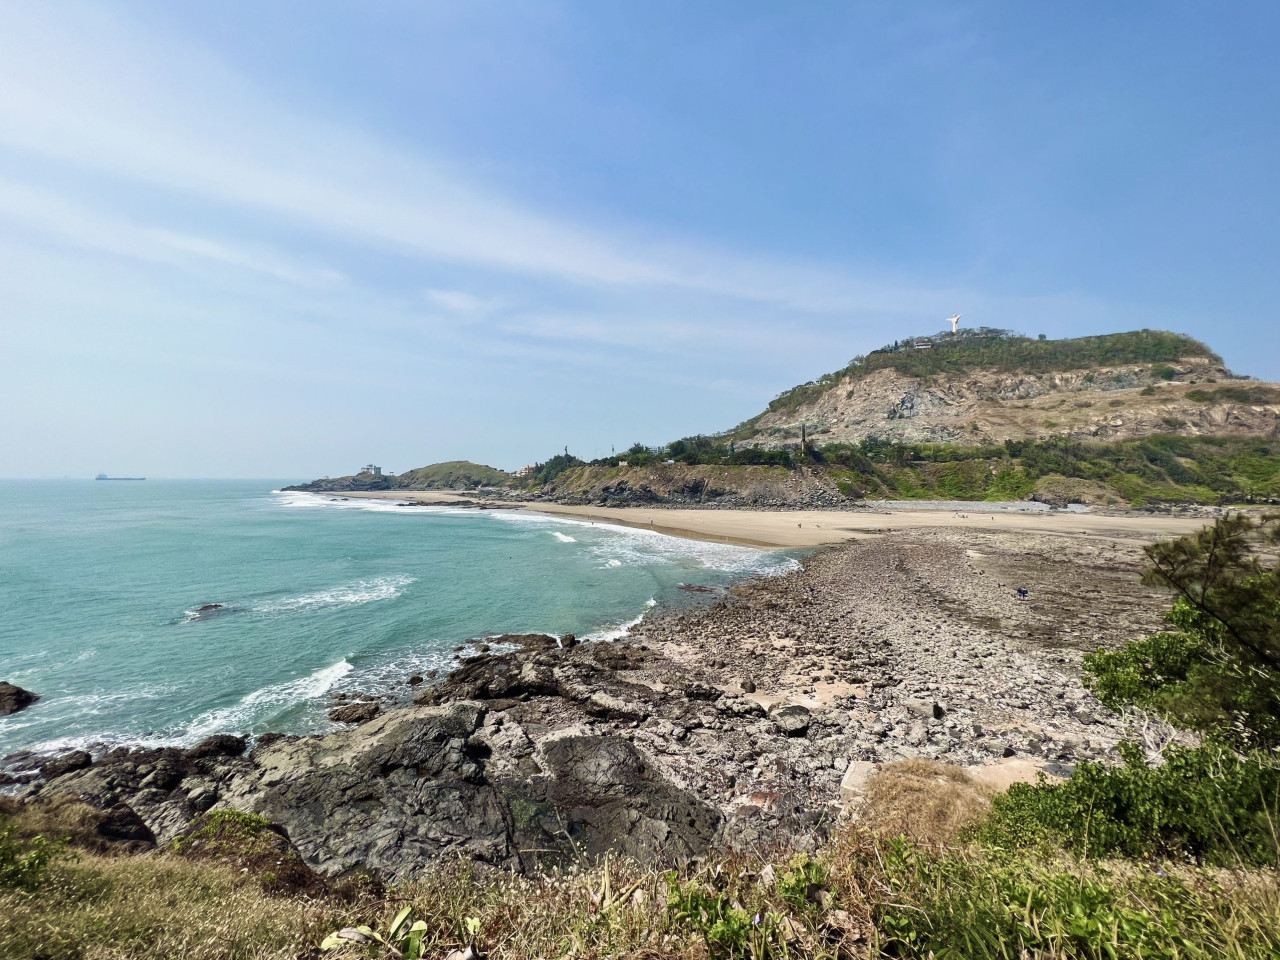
[333,491,1213,547]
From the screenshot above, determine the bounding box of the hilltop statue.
[947,314,961,333]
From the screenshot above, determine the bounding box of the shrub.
[0,821,59,892]
[1086,513,1280,748]
[858,759,994,845]
[876,838,1278,959]
[666,871,776,958]
[974,742,1280,867]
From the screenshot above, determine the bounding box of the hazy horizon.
[3,2,1277,479]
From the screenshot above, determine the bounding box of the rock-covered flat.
[4,527,1172,880]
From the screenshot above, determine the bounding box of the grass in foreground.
[4,758,1280,960]
[4,827,1277,960]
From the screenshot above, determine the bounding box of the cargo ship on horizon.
[95,474,146,480]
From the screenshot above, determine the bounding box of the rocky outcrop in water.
[0,682,39,716]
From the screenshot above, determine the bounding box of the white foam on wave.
[181,658,355,743]
[485,510,800,576]
[273,492,798,578]
[583,596,658,642]
[12,660,357,758]
[271,489,462,516]
[255,575,415,613]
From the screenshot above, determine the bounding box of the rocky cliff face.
[737,357,1280,447]
[535,463,850,509]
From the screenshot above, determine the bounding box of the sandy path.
[332,490,1210,547]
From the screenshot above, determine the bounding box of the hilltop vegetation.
[290,329,1279,507]
[395,460,510,489]
[284,460,509,493]
[751,328,1219,423]
[538,434,1280,508]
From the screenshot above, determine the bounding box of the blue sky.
[1,2,1276,478]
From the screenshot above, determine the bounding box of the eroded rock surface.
[5,529,1172,881]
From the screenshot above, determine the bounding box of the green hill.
[746,328,1219,425]
[395,460,510,489]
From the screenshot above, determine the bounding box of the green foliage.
[666,872,778,959]
[0,821,59,892]
[776,853,827,911]
[528,453,585,486]
[321,904,440,959]
[977,514,1280,868]
[1085,513,1280,747]
[170,808,271,853]
[974,743,1280,866]
[1186,385,1280,405]
[876,838,1275,959]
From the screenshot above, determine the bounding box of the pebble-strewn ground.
[8,527,1178,876]
[432,527,1174,848]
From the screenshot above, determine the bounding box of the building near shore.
[361,464,383,476]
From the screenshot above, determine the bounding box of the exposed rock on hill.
[735,354,1279,448]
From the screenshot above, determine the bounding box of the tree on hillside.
[1084,512,1280,749]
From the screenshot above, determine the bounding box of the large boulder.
[0,682,38,716]
[327,701,381,725]
[40,750,93,780]
[233,704,512,880]
[220,704,722,881]
[519,735,722,864]
[185,735,247,760]
[769,703,812,737]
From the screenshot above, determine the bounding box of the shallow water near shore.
[0,480,798,757]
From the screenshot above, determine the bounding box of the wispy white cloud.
[0,2,955,316]
[0,176,346,287]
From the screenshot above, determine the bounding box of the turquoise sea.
[0,481,797,758]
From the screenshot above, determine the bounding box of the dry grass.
[0,797,137,856]
[0,853,345,960]
[857,759,994,846]
[6,770,1280,959]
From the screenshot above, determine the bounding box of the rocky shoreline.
[2,527,1172,881]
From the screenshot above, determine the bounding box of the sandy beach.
[334,489,1212,547]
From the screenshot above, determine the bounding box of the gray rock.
[0,682,38,716]
[904,697,946,720]
[186,735,247,760]
[40,749,92,780]
[328,701,381,725]
[770,704,812,737]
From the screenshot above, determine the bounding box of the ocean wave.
[271,490,456,515]
[11,661,357,758]
[485,510,799,576]
[552,531,577,543]
[254,575,414,613]
[181,658,355,743]
[583,597,658,642]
